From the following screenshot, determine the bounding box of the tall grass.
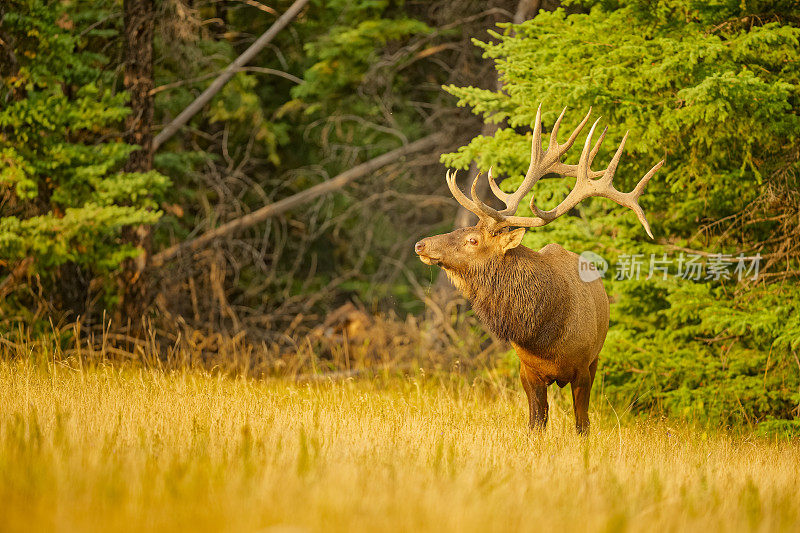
[1,351,798,532]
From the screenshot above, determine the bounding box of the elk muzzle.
[414,237,443,266]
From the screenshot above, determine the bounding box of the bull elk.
[415,105,663,434]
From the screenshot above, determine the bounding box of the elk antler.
[445,104,664,238]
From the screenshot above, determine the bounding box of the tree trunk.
[118,0,155,325]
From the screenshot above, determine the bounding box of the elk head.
[415,104,664,272]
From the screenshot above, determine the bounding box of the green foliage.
[0,0,169,305]
[288,0,435,147]
[293,15,432,113]
[443,2,800,429]
[602,282,800,431]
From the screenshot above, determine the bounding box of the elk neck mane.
[443,247,568,351]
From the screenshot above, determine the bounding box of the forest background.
[1,0,798,435]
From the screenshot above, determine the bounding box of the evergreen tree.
[442,1,800,432]
[0,0,169,321]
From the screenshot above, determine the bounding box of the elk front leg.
[520,364,549,430]
[571,359,597,435]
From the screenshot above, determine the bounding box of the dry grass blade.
[1,352,799,533]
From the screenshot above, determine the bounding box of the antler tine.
[487,166,510,204]
[576,118,603,184]
[470,171,505,222]
[528,118,602,222]
[635,159,664,197]
[445,169,477,213]
[547,107,567,152]
[547,110,603,179]
[515,127,662,238]
[443,105,662,237]
[613,158,664,239]
[589,126,608,167]
[549,106,593,160]
[530,103,544,168]
[598,130,628,185]
[592,133,662,239]
[493,105,595,217]
[445,169,505,224]
[493,104,544,216]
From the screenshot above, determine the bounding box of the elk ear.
[500,228,526,253]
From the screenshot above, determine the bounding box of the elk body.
[415,105,663,434]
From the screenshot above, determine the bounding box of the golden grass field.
[1,354,799,533]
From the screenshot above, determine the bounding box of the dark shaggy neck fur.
[446,247,569,354]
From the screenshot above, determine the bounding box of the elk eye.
[468,238,478,245]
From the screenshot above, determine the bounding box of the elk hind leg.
[571,359,597,435]
[520,364,548,430]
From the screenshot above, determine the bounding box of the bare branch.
[152,0,310,150]
[150,134,444,266]
[150,66,302,96]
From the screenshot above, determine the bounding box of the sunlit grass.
[1,356,798,532]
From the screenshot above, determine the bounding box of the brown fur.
[415,222,609,434]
